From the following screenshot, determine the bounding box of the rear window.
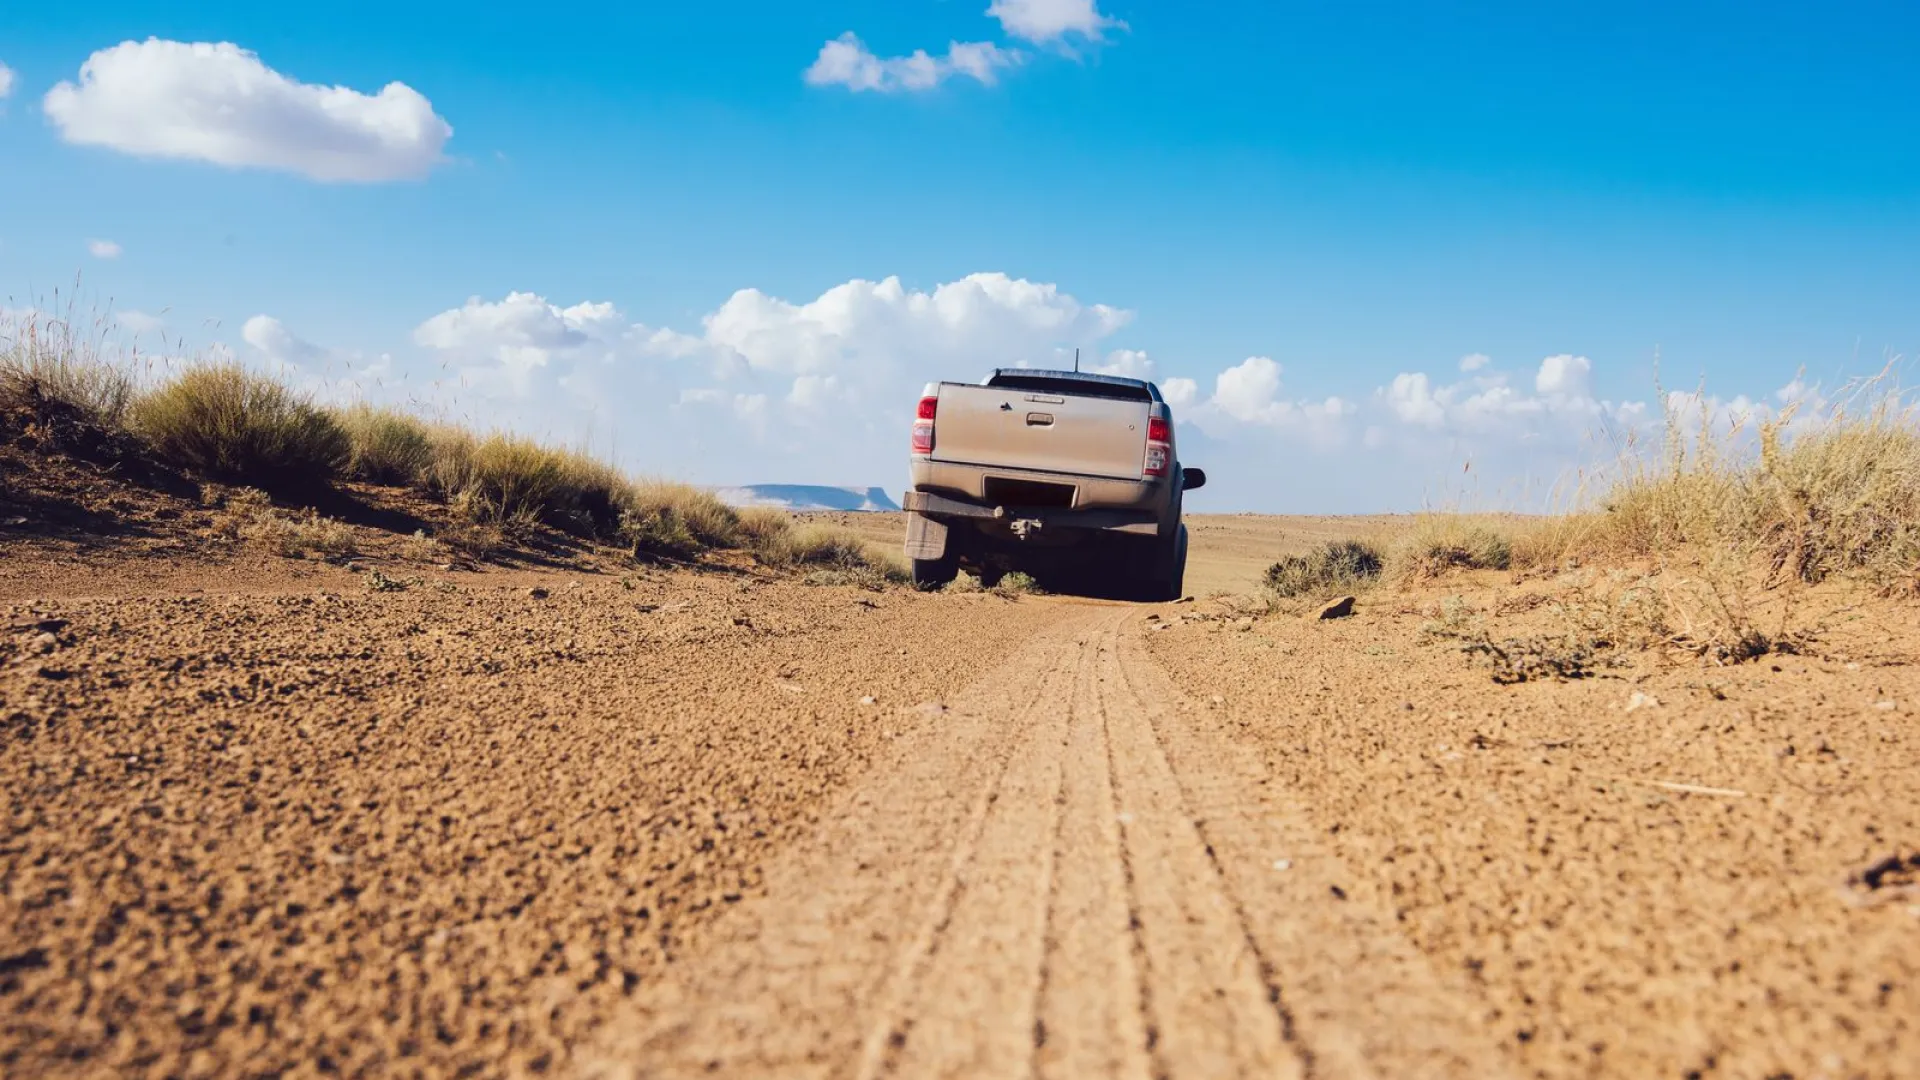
[984,373,1154,403]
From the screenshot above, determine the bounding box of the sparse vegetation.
[1389,516,1514,578]
[132,364,350,489]
[401,529,445,563]
[1447,630,1604,684]
[1265,539,1385,599]
[209,488,355,558]
[339,404,434,485]
[992,571,1040,598]
[1,320,135,429]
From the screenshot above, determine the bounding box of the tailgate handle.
[1026,394,1066,404]
[1026,412,1054,426]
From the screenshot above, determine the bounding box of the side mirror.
[1182,467,1207,491]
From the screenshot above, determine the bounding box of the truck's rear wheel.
[911,554,959,591]
[1146,525,1188,602]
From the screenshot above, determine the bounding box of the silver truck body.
[902,369,1204,599]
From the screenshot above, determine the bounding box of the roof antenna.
[1074,347,1081,373]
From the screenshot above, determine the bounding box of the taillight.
[1144,416,1171,478]
[911,395,937,454]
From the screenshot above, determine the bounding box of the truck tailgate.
[930,383,1149,481]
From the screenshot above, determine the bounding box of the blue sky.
[2,1,1917,510]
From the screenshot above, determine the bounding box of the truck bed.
[927,381,1150,482]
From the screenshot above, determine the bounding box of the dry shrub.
[993,571,1040,598]
[424,430,633,537]
[620,481,742,559]
[210,488,354,558]
[1265,539,1384,599]
[749,518,906,587]
[1387,516,1514,579]
[132,364,349,489]
[944,572,987,594]
[338,404,433,485]
[401,529,445,563]
[735,506,795,550]
[629,480,741,548]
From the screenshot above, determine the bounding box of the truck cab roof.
[983,368,1162,403]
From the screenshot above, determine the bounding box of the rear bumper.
[903,489,1160,535]
[909,457,1163,513]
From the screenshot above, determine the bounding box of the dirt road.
[588,606,1508,1079]
[4,524,1917,1078]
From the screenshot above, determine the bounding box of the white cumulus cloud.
[1458,352,1491,372]
[1160,377,1198,408]
[1191,356,1354,440]
[1087,348,1152,378]
[988,0,1124,43]
[243,314,327,366]
[1535,353,1593,397]
[0,61,15,101]
[43,39,452,182]
[396,273,1140,480]
[805,33,1018,93]
[87,239,122,259]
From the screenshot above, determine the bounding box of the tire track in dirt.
[589,606,1513,1079]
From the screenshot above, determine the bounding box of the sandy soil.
[4,515,1918,1078]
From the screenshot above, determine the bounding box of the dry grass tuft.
[209,488,354,558]
[1,318,136,429]
[992,571,1041,598]
[1387,516,1514,579]
[339,404,434,486]
[133,364,349,489]
[619,482,743,559]
[1265,539,1385,599]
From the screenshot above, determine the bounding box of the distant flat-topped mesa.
[714,485,902,512]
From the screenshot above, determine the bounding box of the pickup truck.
[902,368,1206,600]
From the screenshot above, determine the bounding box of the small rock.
[344,561,365,573]
[32,633,58,655]
[440,563,456,572]
[1210,694,1225,705]
[1875,700,1899,711]
[528,587,550,600]
[911,701,948,717]
[860,695,878,706]
[1626,691,1661,713]
[1272,859,1292,871]
[1146,614,1160,622]
[9,618,68,634]
[1312,596,1356,620]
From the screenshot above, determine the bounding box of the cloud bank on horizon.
[195,269,1837,514]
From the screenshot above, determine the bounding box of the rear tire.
[911,554,959,591]
[1147,524,1188,602]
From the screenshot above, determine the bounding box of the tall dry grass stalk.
[1,308,138,427]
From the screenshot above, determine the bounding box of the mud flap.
[904,512,949,561]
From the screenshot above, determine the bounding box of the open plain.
[3,508,1916,1080]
